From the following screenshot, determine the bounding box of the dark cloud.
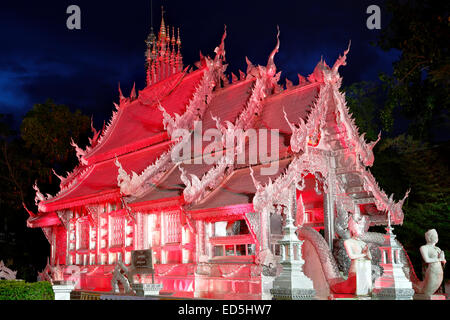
[0,0,398,129]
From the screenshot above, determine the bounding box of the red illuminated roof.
[188,158,292,211]
[85,68,206,164]
[260,82,320,133]
[27,212,60,228]
[38,141,173,212]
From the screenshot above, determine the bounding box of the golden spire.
[159,6,166,40]
[177,28,182,48]
[166,25,171,43]
[171,26,176,46]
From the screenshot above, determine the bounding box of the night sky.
[0,0,399,130]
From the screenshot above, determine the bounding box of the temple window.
[146,214,159,249]
[214,220,249,237]
[225,244,234,256]
[67,208,97,266]
[209,219,255,261]
[157,211,183,264]
[212,242,256,258]
[109,215,125,248]
[214,245,224,256]
[87,203,133,266]
[162,211,181,244]
[77,219,90,251]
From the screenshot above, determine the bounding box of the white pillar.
[52,284,75,300]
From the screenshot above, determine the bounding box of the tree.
[371,136,450,280]
[0,100,91,281]
[344,81,383,140]
[20,99,91,192]
[343,79,450,280]
[378,0,450,141]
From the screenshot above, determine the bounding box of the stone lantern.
[372,212,414,300]
[270,184,316,300]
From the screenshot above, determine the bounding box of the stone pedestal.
[270,250,316,300]
[131,283,163,296]
[261,275,275,300]
[414,293,447,300]
[52,283,75,300]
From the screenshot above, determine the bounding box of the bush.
[0,280,54,300]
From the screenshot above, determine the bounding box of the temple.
[26,10,416,300]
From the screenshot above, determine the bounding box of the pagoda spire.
[159,6,166,40]
[145,5,184,87]
[171,26,176,47]
[177,27,182,49]
[176,28,183,73]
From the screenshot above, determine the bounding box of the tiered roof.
[28,19,409,230]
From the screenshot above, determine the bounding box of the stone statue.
[414,229,446,296]
[51,264,65,284]
[343,216,372,296]
[0,260,17,280]
[111,260,133,294]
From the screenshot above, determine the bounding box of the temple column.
[259,208,271,252]
[323,193,334,249]
[323,155,336,250]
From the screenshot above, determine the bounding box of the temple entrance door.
[295,174,325,233]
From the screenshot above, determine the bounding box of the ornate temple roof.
[188,158,293,211]
[84,69,206,165]
[28,19,409,229]
[38,141,172,212]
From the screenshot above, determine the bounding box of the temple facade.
[26,12,416,300]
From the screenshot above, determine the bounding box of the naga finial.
[332,40,351,74]
[249,167,263,192]
[267,26,280,76]
[214,25,227,62]
[118,82,125,101]
[33,181,46,205]
[130,82,136,100]
[52,169,66,185]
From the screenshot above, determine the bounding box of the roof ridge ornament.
[52,169,67,186]
[214,25,227,62]
[130,82,137,100]
[267,25,280,77]
[70,138,88,165]
[146,6,184,87]
[23,202,37,218]
[33,181,47,205]
[245,57,256,78]
[118,82,125,102]
[283,107,308,154]
[332,40,351,75]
